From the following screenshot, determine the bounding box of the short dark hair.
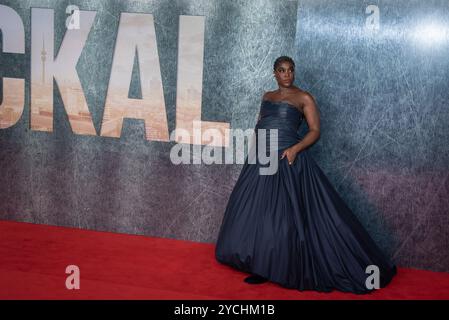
[273,56,295,71]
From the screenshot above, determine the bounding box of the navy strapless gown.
[215,100,397,294]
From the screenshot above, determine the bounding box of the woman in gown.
[215,56,397,294]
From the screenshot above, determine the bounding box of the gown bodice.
[255,100,305,151]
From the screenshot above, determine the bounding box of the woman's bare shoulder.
[296,89,316,105]
[262,90,275,100]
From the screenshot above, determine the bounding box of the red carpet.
[0,220,448,300]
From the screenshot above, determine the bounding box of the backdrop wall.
[0,0,448,272]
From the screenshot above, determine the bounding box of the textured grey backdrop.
[294,0,449,272]
[0,0,448,273]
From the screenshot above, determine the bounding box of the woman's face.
[273,61,295,88]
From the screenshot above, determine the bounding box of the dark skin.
[259,61,321,165]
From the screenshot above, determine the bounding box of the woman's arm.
[291,92,320,153]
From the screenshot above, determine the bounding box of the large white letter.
[175,15,229,147]
[0,5,25,129]
[100,12,169,141]
[31,8,97,135]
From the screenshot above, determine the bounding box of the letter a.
[100,12,169,141]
